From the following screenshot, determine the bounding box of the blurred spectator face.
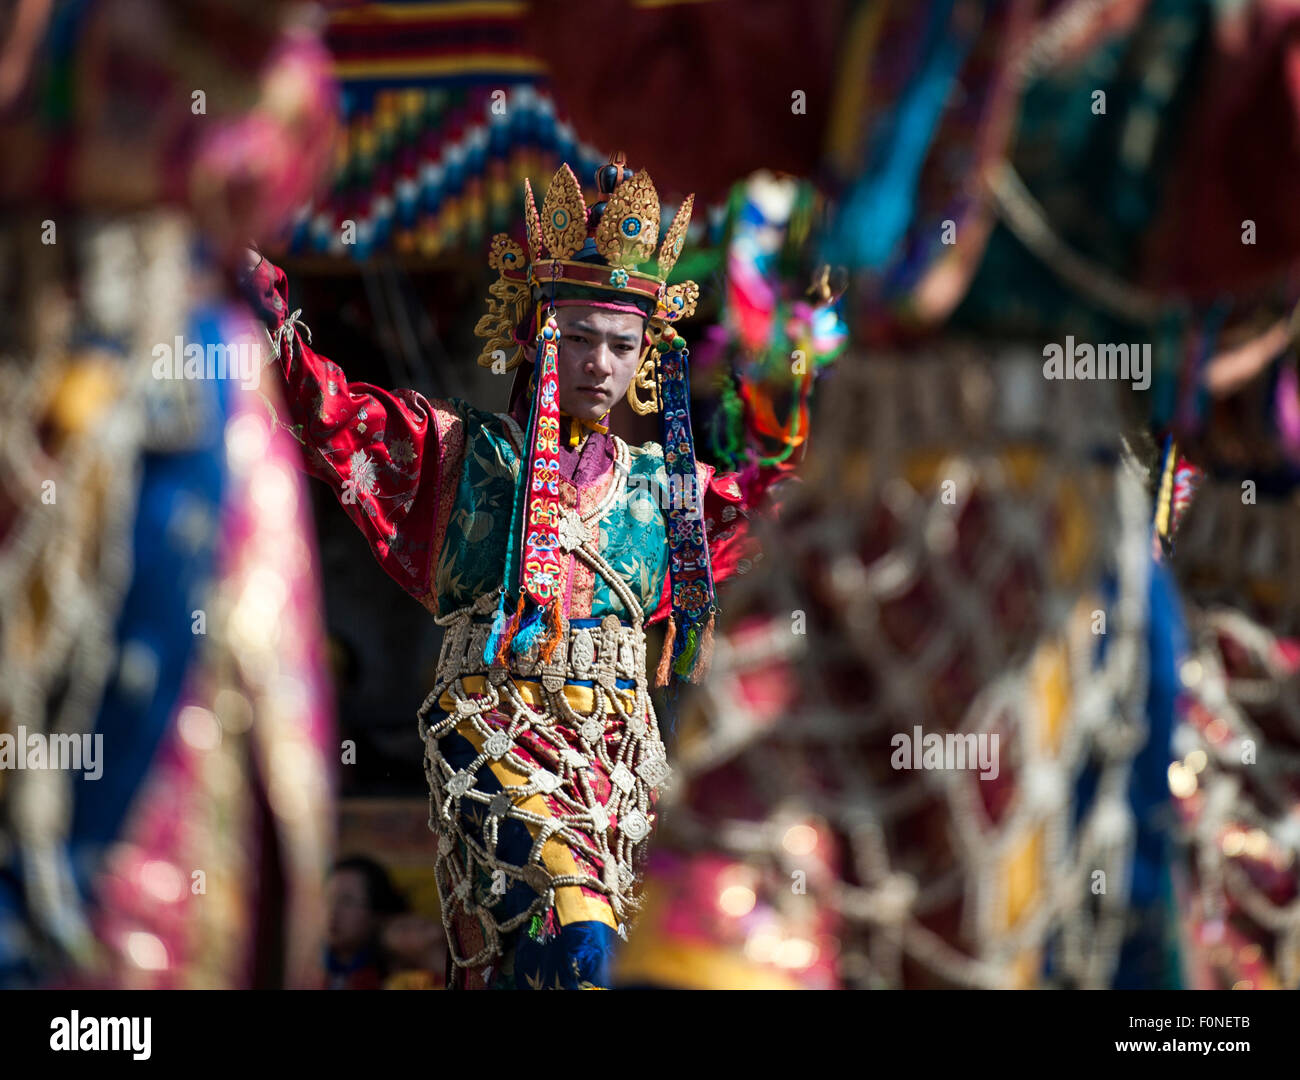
[326,867,375,956]
[382,912,446,972]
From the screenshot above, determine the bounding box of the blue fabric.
[514,919,618,990]
[439,730,552,930]
[657,348,714,677]
[821,0,974,270]
[1112,557,1186,988]
[0,304,230,987]
[437,728,622,989]
[68,307,229,864]
[1042,554,1186,988]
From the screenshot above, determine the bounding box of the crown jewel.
[475,156,699,370]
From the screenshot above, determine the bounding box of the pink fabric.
[510,301,650,351]
[1141,1,1300,297]
[551,298,650,314]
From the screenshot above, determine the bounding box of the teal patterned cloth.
[433,400,672,622]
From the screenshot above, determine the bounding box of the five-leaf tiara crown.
[474,154,699,371]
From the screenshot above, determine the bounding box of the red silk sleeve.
[246,258,462,613]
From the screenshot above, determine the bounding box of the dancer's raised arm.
[240,253,471,613]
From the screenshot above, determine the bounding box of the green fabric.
[433,400,671,620]
[589,444,672,619]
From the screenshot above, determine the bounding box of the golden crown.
[474,157,699,380]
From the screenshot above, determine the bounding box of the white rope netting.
[650,351,1152,988]
[417,444,673,979]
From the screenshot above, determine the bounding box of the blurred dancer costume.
[615,353,1162,989]
[246,160,791,989]
[1168,452,1300,990]
[1138,0,1300,990]
[949,0,1300,988]
[0,0,336,988]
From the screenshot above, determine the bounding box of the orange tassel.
[654,616,676,688]
[539,601,565,663]
[690,612,715,681]
[495,592,527,666]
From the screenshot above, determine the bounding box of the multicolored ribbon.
[657,344,716,683]
[521,315,565,609]
[1153,434,1204,562]
[483,312,565,665]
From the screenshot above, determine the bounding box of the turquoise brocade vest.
[433,401,671,621]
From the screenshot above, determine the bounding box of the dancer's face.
[544,306,647,422]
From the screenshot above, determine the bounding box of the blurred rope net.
[1168,481,1300,989]
[620,350,1155,989]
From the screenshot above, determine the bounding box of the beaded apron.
[417,435,672,977]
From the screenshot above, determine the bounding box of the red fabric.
[243,258,785,622]
[1141,1,1300,298]
[523,0,846,203]
[245,258,447,611]
[0,4,336,256]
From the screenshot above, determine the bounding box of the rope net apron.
[417,436,671,990]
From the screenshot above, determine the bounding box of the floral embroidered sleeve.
[241,256,464,614]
